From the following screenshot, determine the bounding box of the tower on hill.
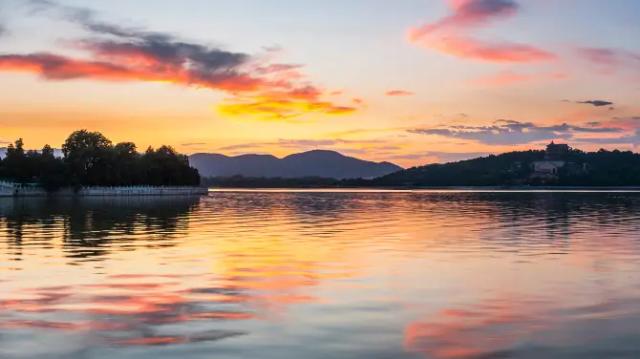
[545,141,570,160]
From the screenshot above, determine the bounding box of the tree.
[39,144,67,190]
[141,146,200,186]
[62,130,114,186]
[113,142,140,185]
[3,139,30,183]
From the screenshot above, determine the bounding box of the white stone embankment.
[0,182,208,197]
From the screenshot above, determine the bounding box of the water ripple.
[1,191,640,358]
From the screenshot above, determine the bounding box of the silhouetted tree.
[62,130,114,186]
[3,139,30,183]
[113,142,141,185]
[141,146,200,186]
[38,144,68,190]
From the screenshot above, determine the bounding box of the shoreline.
[209,186,640,193]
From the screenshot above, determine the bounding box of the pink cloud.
[471,70,568,86]
[408,0,555,63]
[386,89,415,96]
[577,47,640,74]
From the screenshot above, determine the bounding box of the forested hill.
[373,150,545,186]
[372,149,640,187]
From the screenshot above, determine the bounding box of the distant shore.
[208,186,640,192]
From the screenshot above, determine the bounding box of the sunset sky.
[0,0,639,167]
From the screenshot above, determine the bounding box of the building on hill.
[530,142,588,182]
[545,141,570,160]
[531,142,570,181]
[531,160,566,179]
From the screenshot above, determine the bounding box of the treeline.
[0,130,200,190]
[556,149,640,186]
[374,148,640,187]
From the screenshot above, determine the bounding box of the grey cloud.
[29,0,169,41]
[29,0,250,75]
[410,120,624,145]
[577,100,614,107]
[577,47,640,70]
[459,0,518,18]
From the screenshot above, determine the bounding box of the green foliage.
[0,130,200,190]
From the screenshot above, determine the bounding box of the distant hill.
[189,150,403,179]
[374,150,545,186]
[374,145,640,187]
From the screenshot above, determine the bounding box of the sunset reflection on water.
[1,191,640,358]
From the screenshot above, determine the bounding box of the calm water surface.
[1,190,640,358]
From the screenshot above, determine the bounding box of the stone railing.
[0,180,16,189]
[77,186,208,196]
[0,183,208,197]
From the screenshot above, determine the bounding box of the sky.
[0,0,638,167]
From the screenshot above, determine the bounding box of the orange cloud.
[218,96,356,120]
[0,52,283,95]
[408,0,555,63]
[0,53,144,81]
[217,84,357,120]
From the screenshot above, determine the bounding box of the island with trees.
[0,130,205,196]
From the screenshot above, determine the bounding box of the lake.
[1,190,640,358]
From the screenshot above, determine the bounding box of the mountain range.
[189,150,403,179]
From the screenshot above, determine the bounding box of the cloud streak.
[408,0,555,63]
[0,1,356,120]
[216,138,387,153]
[577,47,640,73]
[576,100,614,107]
[472,70,567,86]
[410,119,624,145]
[386,89,414,97]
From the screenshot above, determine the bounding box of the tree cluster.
[0,130,200,190]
